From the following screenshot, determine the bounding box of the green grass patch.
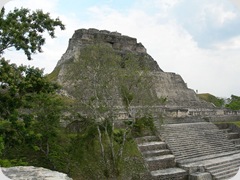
[46,66,60,81]
[197,93,224,107]
[214,121,240,127]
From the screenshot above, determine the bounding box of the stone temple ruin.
[53,28,240,180]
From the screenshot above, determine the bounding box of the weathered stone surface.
[189,172,212,180]
[153,72,212,107]
[2,166,72,180]
[52,28,213,108]
[56,28,160,71]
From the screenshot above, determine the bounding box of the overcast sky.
[3,0,240,98]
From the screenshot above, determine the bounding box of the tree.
[226,95,240,110]
[0,7,65,60]
[0,5,68,170]
[62,44,161,178]
[197,93,224,107]
[0,59,64,168]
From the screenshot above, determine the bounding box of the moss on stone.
[46,66,60,81]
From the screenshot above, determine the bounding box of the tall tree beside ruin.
[0,6,65,167]
[64,44,160,178]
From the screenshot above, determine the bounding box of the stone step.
[161,122,239,163]
[162,129,221,134]
[167,140,236,148]
[167,149,237,160]
[164,134,229,140]
[178,153,240,178]
[150,168,187,180]
[210,162,240,176]
[143,149,171,158]
[215,174,237,180]
[165,138,229,143]
[227,132,239,139]
[135,136,159,144]
[220,128,232,133]
[146,155,175,171]
[166,136,234,142]
[231,138,240,145]
[235,144,240,149]
[213,168,239,180]
[169,143,236,150]
[165,134,233,140]
[177,151,240,165]
[138,141,167,152]
[174,148,237,161]
[169,145,236,155]
[162,125,218,129]
[205,157,240,171]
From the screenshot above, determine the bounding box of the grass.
[214,121,240,127]
[46,66,60,81]
[197,93,224,107]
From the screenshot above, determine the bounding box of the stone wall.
[207,115,240,122]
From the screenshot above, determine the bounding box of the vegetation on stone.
[197,93,224,107]
[1,6,240,179]
[0,8,156,178]
[59,44,160,178]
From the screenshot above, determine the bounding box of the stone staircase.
[158,121,240,180]
[161,122,238,163]
[216,123,240,150]
[135,136,187,180]
[163,117,206,124]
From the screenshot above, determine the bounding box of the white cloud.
[205,3,237,26]
[5,0,59,12]
[3,0,82,73]
[0,0,12,9]
[213,36,240,50]
[151,0,181,12]
[82,4,240,97]
[2,0,240,97]
[229,0,240,9]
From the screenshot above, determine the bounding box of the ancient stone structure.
[53,28,211,108]
[51,28,240,180]
[1,166,72,180]
[135,136,187,179]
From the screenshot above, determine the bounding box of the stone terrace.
[159,120,240,180]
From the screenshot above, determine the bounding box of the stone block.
[189,172,212,180]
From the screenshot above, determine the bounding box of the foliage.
[226,95,240,110]
[0,59,66,169]
[62,44,160,178]
[215,121,240,128]
[67,129,146,179]
[0,7,65,60]
[132,115,156,137]
[197,93,224,107]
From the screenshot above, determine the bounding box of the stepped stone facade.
[51,28,240,180]
[135,118,240,180]
[53,28,212,108]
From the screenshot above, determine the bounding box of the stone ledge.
[1,166,72,180]
[189,172,212,180]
